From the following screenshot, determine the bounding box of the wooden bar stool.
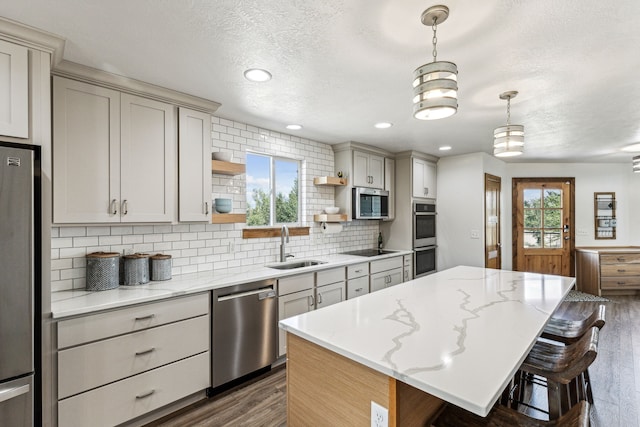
[519,327,599,420]
[541,303,606,344]
[540,303,605,404]
[432,400,590,427]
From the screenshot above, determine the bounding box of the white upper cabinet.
[53,77,121,223]
[384,157,395,220]
[178,108,212,222]
[353,150,384,189]
[412,157,437,199]
[53,77,176,223]
[120,93,175,223]
[0,39,28,138]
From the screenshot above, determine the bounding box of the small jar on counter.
[150,254,172,281]
[86,252,120,291]
[123,253,150,286]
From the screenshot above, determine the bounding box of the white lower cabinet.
[57,293,210,427]
[278,289,314,357]
[370,268,403,292]
[278,273,315,357]
[370,256,404,292]
[316,267,346,309]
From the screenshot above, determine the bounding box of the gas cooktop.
[340,249,397,257]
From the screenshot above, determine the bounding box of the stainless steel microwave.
[352,187,389,220]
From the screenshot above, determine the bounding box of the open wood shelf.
[212,160,245,175]
[211,213,246,224]
[313,176,346,186]
[314,214,348,222]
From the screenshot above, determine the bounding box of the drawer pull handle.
[135,347,156,356]
[355,287,363,292]
[136,389,155,399]
[617,282,626,285]
[617,269,626,273]
[355,269,363,273]
[617,257,625,262]
[134,314,155,321]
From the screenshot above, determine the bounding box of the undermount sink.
[266,260,327,270]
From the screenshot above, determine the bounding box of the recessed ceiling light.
[374,122,393,129]
[286,124,303,130]
[621,142,640,152]
[243,68,272,82]
[439,145,452,151]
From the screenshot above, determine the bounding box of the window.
[246,152,300,226]
[523,188,563,248]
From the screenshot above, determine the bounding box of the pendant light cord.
[432,18,438,62]
[506,96,511,126]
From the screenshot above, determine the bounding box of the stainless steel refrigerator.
[0,143,35,426]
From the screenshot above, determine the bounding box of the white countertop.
[51,250,412,318]
[279,265,575,417]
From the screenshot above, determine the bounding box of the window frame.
[245,151,301,227]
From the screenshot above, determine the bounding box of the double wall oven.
[413,201,436,277]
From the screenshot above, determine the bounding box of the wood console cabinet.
[575,247,640,296]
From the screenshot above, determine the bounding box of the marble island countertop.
[51,249,412,319]
[279,265,575,416]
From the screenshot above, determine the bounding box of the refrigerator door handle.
[0,383,30,404]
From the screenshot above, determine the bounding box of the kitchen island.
[279,265,575,426]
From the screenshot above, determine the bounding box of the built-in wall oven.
[413,201,436,277]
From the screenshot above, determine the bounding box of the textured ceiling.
[3,0,640,163]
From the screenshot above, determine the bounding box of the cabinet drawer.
[58,352,210,427]
[58,315,209,399]
[347,262,369,279]
[316,267,346,287]
[370,256,403,274]
[278,272,314,296]
[600,276,640,289]
[600,263,640,277]
[601,253,640,265]
[58,293,210,349]
[347,276,369,299]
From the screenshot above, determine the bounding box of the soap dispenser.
[378,231,383,250]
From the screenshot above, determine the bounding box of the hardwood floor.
[147,296,639,427]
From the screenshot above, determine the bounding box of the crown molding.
[52,60,221,114]
[0,16,65,65]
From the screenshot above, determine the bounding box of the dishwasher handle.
[217,287,276,302]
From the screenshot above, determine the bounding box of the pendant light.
[413,5,458,120]
[494,91,524,157]
[633,155,640,173]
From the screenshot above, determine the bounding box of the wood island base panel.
[286,333,444,427]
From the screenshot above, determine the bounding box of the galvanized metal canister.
[86,252,120,291]
[123,253,150,286]
[150,254,172,281]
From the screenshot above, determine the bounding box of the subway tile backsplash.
[51,116,380,292]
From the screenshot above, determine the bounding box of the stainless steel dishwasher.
[211,279,277,388]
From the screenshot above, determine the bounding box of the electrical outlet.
[470,229,480,239]
[371,401,388,427]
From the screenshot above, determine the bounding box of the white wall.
[436,153,486,270]
[437,154,640,272]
